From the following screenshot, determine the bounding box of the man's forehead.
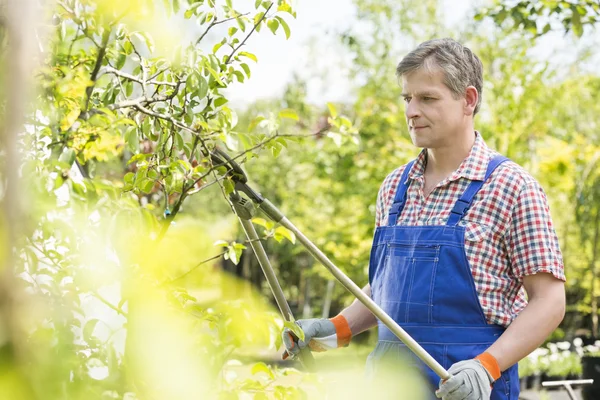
[401,67,446,95]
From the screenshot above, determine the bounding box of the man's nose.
[405,99,420,120]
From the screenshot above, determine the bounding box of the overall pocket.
[379,243,440,324]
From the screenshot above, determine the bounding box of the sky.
[149,0,599,110]
[221,0,473,107]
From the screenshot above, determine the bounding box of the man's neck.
[425,131,476,177]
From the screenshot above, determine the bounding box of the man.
[282,38,566,400]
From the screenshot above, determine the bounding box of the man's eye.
[403,97,411,103]
[423,97,434,101]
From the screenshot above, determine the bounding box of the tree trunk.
[302,275,312,319]
[322,280,335,318]
[0,0,37,396]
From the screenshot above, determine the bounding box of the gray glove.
[282,318,336,359]
[436,359,494,400]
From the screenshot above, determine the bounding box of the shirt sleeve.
[505,181,566,281]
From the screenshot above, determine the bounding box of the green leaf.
[54,175,65,190]
[255,0,262,8]
[59,148,76,166]
[283,321,305,342]
[572,7,583,37]
[213,38,226,54]
[213,240,229,247]
[228,27,238,37]
[239,51,258,62]
[124,127,138,152]
[274,226,296,244]
[233,70,245,83]
[124,172,135,185]
[271,142,283,157]
[275,16,290,39]
[214,97,228,107]
[123,40,133,55]
[228,246,239,264]
[141,179,155,194]
[240,63,251,78]
[223,178,234,195]
[248,116,265,132]
[252,217,274,230]
[277,2,293,15]
[251,362,275,380]
[542,23,551,34]
[131,32,155,53]
[173,0,180,14]
[237,17,246,32]
[71,181,86,196]
[184,9,194,19]
[204,65,225,85]
[116,52,126,69]
[254,12,265,30]
[83,319,99,343]
[278,109,299,121]
[174,131,184,149]
[267,18,279,34]
[125,80,133,97]
[195,74,209,99]
[327,102,338,118]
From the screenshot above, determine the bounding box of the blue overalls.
[367,155,519,399]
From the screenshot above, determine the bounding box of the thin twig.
[195,13,250,46]
[187,175,226,195]
[148,66,170,81]
[161,252,226,286]
[92,290,127,316]
[225,4,273,65]
[101,66,179,87]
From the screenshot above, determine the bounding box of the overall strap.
[387,160,416,227]
[446,155,509,227]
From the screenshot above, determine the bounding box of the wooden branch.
[160,252,226,286]
[225,4,272,65]
[92,290,127,317]
[195,13,250,46]
[102,66,179,87]
[84,27,111,111]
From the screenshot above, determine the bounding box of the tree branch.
[84,27,111,111]
[225,4,273,65]
[101,66,179,87]
[92,290,127,317]
[160,252,226,286]
[195,13,250,46]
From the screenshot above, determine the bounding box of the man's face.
[401,66,468,149]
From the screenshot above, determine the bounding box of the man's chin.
[409,135,432,149]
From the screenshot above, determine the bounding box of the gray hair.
[396,38,484,114]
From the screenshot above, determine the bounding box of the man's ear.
[464,86,478,116]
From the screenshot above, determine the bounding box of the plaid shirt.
[375,132,565,327]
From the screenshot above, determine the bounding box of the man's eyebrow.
[401,91,438,97]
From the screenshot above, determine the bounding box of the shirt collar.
[407,131,490,182]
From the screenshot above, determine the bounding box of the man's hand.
[436,353,500,400]
[282,315,351,359]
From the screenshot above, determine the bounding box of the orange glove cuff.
[475,352,501,381]
[330,315,352,347]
